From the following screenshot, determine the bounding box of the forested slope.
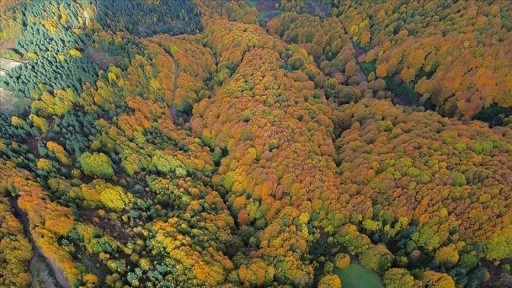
[0,0,511,287]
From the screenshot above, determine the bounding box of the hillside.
[0,0,511,287]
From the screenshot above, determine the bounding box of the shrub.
[334,253,351,270]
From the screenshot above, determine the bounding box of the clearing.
[0,57,28,115]
[85,47,122,70]
[246,0,281,23]
[334,264,384,288]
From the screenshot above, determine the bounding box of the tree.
[384,268,416,288]
[0,200,32,287]
[434,244,459,266]
[80,152,115,178]
[47,141,71,165]
[359,244,394,273]
[423,271,455,288]
[318,274,342,288]
[334,253,350,270]
[99,185,129,212]
[485,226,512,260]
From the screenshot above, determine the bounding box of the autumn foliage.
[0,0,511,287]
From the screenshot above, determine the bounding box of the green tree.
[384,268,415,288]
[80,152,115,178]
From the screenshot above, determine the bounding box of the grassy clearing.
[258,9,282,23]
[359,61,376,76]
[244,0,281,23]
[245,0,256,8]
[334,264,384,288]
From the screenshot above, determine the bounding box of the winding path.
[340,26,369,83]
[9,198,71,288]
[170,56,180,123]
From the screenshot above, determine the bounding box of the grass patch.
[245,0,256,8]
[334,264,384,288]
[360,61,376,76]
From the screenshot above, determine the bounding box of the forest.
[0,0,511,287]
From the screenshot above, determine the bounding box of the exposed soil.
[0,38,16,50]
[0,57,23,70]
[30,252,61,288]
[81,253,109,285]
[26,136,41,157]
[0,57,29,114]
[0,89,15,114]
[482,259,512,287]
[85,47,122,70]
[81,209,132,244]
[0,87,31,115]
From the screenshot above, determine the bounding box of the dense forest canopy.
[95,0,202,37]
[0,0,511,287]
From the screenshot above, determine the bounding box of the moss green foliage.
[76,223,120,254]
[452,171,467,187]
[459,253,478,270]
[80,152,114,179]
